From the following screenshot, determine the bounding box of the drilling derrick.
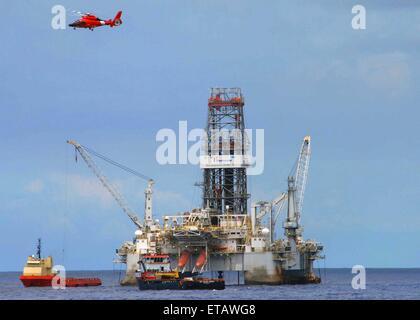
[202,88,250,218]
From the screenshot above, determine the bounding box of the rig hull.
[113,88,323,286]
[121,251,320,286]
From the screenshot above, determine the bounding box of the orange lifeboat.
[195,249,207,269]
[178,250,191,269]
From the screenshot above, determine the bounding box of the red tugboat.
[136,253,225,290]
[19,239,102,288]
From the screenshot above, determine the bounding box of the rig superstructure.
[69,87,323,285]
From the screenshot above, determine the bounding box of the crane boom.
[272,192,288,226]
[294,136,311,222]
[255,192,287,222]
[67,140,143,229]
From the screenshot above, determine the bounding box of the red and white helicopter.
[69,10,123,30]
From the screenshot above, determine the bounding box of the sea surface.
[1,269,419,300]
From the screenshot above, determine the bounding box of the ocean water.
[1,269,419,300]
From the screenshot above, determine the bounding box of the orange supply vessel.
[19,239,101,288]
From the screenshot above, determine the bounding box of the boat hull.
[138,279,181,290]
[180,278,225,290]
[137,278,225,290]
[19,275,54,287]
[19,275,102,287]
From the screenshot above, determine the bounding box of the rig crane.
[293,135,311,224]
[67,140,154,230]
[284,135,311,238]
[253,136,312,242]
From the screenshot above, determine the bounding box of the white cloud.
[357,52,411,94]
[36,173,145,237]
[50,173,115,207]
[25,179,44,193]
[300,52,412,98]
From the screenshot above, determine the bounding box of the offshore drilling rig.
[68,87,323,285]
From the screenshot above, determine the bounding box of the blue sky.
[1,0,419,270]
